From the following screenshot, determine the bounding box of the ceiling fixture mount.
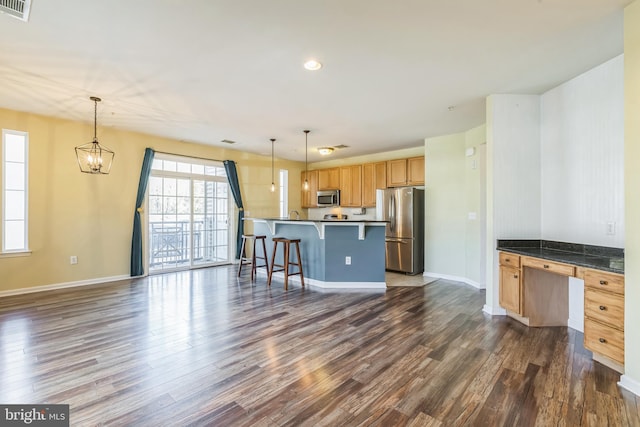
[318,147,334,156]
[303,130,310,191]
[75,96,115,174]
[270,138,276,192]
[304,59,322,71]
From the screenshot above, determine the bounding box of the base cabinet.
[499,265,522,314]
[583,269,625,365]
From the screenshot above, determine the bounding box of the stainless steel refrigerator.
[376,187,424,274]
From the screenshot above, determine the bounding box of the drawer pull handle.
[543,264,549,269]
[513,275,518,279]
[599,305,606,311]
[505,258,510,262]
[600,280,607,285]
[599,338,606,343]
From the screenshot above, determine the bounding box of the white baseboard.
[258,271,386,290]
[483,304,507,316]
[0,275,131,298]
[423,271,485,289]
[619,375,640,397]
[567,317,584,333]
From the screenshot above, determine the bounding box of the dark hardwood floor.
[0,266,638,426]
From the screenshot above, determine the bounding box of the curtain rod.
[153,150,226,163]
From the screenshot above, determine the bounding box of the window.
[279,169,288,218]
[2,129,29,253]
[147,154,231,272]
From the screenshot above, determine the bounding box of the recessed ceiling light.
[304,59,322,71]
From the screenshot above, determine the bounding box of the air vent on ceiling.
[334,144,349,149]
[221,139,236,145]
[0,0,31,21]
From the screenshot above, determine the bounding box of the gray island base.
[247,218,387,289]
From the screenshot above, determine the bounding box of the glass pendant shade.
[75,96,114,174]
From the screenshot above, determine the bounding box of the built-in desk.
[497,240,625,372]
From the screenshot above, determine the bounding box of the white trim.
[618,375,640,397]
[0,274,131,298]
[0,250,32,258]
[483,304,507,316]
[259,270,386,290]
[423,271,485,289]
[567,317,584,333]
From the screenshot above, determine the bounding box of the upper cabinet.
[318,168,340,190]
[387,156,424,187]
[301,170,318,208]
[340,165,362,207]
[362,161,387,207]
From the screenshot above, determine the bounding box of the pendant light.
[303,130,310,191]
[75,96,115,174]
[270,138,276,192]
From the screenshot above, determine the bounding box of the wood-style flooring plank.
[0,268,636,425]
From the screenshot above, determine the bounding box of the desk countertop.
[497,240,624,274]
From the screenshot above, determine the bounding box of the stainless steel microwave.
[317,190,340,207]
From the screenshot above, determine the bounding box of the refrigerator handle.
[390,194,395,232]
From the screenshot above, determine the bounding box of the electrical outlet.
[606,222,616,236]
[70,256,78,265]
[345,256,351,265]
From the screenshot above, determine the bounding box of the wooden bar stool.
[267,238,305,290]
[238,234,269,281]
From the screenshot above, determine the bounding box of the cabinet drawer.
[521,257,575,276]
[499,252,520,268]
[585,288,624,330]
[584,319,624,364]
[584,269,625,296]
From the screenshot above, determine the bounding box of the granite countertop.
[246,217,388,223]
[497,240,624,274]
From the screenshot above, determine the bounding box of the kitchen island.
[246,218,387,289]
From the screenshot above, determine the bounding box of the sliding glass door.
[147,156,231,273]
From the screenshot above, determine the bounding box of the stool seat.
[238,234,269,281]
[268,238,304,290]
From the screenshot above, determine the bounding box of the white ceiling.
[0,0,630,162]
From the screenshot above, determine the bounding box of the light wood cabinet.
[301,170,318,208]
[387,157,425,187]
[318,168,340,190]
[583,269,624,365]
[362,161,387,207]
[339,165,362,207]
[499,262,522,314]
[521,256,575,277]
[407,156,425,185]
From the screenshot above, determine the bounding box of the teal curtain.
[131,148,155,276]
[223,160,244,259]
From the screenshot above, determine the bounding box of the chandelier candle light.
[270,138,276,192]
[75,96,115,174]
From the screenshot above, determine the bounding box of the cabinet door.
[339,166,352,206]
[499,266,522,314]
[362,163,375,207]
[318,168,340,190]
[349,164,362,207]
[387,159,407,187]
[407,156,424,185]
[301,170,318,208]
[362,162,386,207]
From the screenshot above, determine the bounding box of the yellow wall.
[624,0,640,389]
[0,108,303,293]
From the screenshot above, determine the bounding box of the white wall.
[541,55,624,247]
[424,125,486,287]
[485,94,542,313]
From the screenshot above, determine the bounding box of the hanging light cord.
[93,98,97,141]
[271,138,275,185]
